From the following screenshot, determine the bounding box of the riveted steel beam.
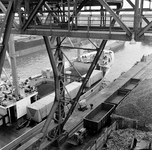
[19,28,130,41]
[53,37,65,124]
[138,21,152,37]
[98,0,132,37]
[133,0,140,37]
[17,23,152,42]
[40,36,65,148]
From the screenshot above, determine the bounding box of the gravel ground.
[115,79,152,124]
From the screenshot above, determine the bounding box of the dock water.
[2,54,152,149]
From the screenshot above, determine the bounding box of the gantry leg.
[54,37,65,123]
[36,36,65,149]
[0,1,20,96]
[0,0,16,77]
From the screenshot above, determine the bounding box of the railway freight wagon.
[83,102,115,133]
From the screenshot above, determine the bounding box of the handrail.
[2,13,152,34]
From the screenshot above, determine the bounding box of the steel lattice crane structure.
[0,0,152,149]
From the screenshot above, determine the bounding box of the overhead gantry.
[1,0,152,149]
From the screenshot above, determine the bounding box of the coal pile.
[115,79,152,124]
[69,67,88,77]
[37,81,54,98]
[103,128,152,150]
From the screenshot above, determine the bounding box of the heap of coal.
[115,79,152,124]
[102,128,152,150]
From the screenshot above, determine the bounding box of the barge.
[13,35,45,57]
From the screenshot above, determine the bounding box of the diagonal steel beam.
[0,0,15,76]
[0,1,19,30]
[22,0,45,31]
[126,0,149,24]
[98,0,132,37]
[69,0,89,22]
[138,21,152,37]
[126,0,134,8]
[44,2,60,23]
[0,1,13,39]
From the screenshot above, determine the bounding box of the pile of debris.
[115,79,152,125]
[103,128,152,150]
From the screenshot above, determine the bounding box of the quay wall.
[14,39,124,57]
[15,44,46,57]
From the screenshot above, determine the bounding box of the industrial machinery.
[130,138,151,150]
[78,99,88,111]
[1,0,152,149]
[67,127,87,145]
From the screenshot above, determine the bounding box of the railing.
[46,14,118,35]
[1,13,152,35]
